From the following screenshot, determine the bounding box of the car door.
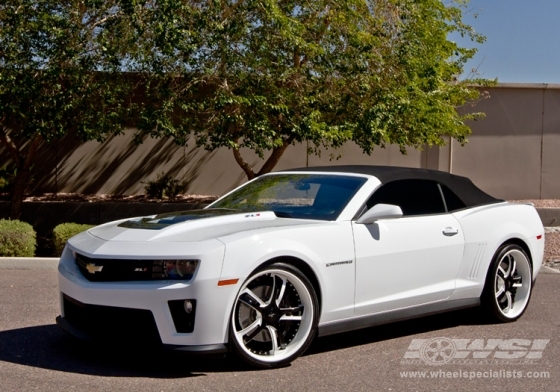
[352,179,465,316]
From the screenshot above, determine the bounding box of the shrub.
[0,165,16,192]
[53,223,95,256]
[0,165,34,193]
[0,219,36,257]
[143,172,186,199]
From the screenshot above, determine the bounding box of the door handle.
[442,227,459,236]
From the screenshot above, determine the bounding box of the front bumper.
[57,242,239,349]
[56,315,229,355]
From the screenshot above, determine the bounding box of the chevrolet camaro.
[56,165,544,368]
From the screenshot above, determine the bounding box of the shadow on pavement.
[0,325,244,377]
[0,307,493,375]
[307,306,493,356]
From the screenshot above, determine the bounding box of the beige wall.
[450,84,560,199]
[542,87,560,198]
[2,83,560,199]
[30,133,423,196]
[451,86,544,199]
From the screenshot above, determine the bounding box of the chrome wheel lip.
[231,268,315,364]
[493,249,532,319]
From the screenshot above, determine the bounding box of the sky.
[450,0,560,84]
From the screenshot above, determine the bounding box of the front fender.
[218,222,356,336]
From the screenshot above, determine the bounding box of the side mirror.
[356,204,403,224]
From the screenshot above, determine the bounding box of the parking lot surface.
[1,269,559,391]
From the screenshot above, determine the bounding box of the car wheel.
[229,263,319,368]
[482,244,533,322]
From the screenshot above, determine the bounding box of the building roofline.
[493,82,560,90]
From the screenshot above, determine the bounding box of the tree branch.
[222,0,245,22]
[24,134,42,170]
[257,136,294,176]
[293,48,301,68]
[88,13,120,31]
[232,138,256,180]
[0,125,21,164]
[300,8,332,67]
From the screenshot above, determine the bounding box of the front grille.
[62,294,162,344]
[74,253,191,282]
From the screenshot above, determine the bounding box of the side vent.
[468,243,487,279]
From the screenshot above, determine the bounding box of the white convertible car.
[56,166,544,368]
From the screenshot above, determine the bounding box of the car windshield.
[209,174,367,220]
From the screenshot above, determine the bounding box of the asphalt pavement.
[1,262,559,391]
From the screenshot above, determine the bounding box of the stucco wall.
[2,83,559,199]
[450,84,560,199]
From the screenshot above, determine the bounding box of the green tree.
[135,0,493,180]
[0,1,136,218]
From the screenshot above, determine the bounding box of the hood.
[88,209,323,242]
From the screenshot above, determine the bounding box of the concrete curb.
[0,257,59,270]
[540,265,560,274]
[537,208,560,227]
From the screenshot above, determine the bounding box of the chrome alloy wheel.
[230,264,318,368]
[493,248,532,319]
[483,244,533,322]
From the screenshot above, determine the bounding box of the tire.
[229,263,319,368]
[482,244,533,322]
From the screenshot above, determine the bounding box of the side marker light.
[218,279,239,286]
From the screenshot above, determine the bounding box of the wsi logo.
[402,337,550,365]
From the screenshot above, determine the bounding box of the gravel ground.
[544,228,560,267]
[512,199,560,208]
[11,193,219,203]
[510,200,560,263]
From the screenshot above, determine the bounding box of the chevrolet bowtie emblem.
[86,263,103,274]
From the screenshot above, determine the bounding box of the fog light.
[169,299,196,333]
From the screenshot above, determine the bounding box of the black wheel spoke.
[266,326,280,355]
[280,304,303,315]
[496,288,507,301]
[265,274,277,305]
[274,276,287,306]
[502,292,513,312]
[511,275,522,288]
[497,265,507,279]
[239,289,266,311]
[275,327,287,349]
[244,324,265,344]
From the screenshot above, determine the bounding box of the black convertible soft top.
[283,165,502,208]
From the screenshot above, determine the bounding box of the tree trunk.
[8,136,41,219]
[9,168,31,219]
[232,146,256,180]
[257,138,293,176]
[232,137,294,181]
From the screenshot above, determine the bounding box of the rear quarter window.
[440,184,467,211]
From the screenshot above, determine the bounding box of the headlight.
[162,260,198,280]
[74,253,200,281]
